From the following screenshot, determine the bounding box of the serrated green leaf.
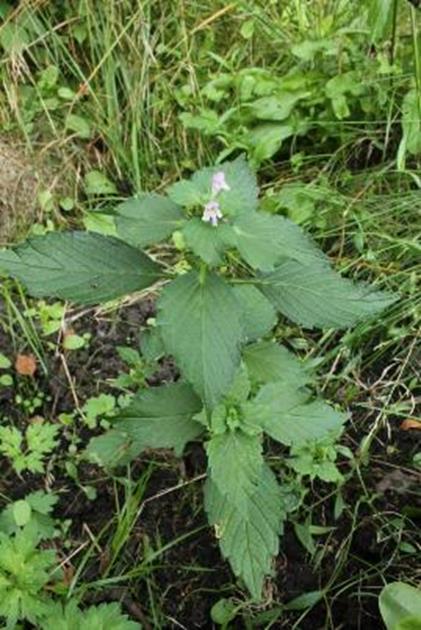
[157,271,243,407]
[42,601,140,630]
[217,157,259,216]
[167,157,258,217]
[245,383,348,446]
[259,259,397,329]
[115,382,202,451]
[243,341,310,387]
[115,194,185,247]
[167,178,203,207]
[275,216,329,266]
[205,464,285,600]
[182,218,235,266]
[80,602,140,630]
[0,526,59,627]
[232,212,328,271]
[226,364,251,403]
[86,383,203,466]
[206,430,263,512]
[26,424,59,455]
[232,285,277,341]
[0,232,162,305]
[231,212,285,271]
[82,393,116,429]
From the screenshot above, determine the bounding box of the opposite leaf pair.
[0,157,396,411]
[87,339,347,598]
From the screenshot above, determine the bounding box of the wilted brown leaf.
[15,354,37,377]
[400,418,421,431]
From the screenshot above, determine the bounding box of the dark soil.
[0,297,419,629]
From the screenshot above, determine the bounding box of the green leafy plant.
[0,422,59,474]
[0,526,60,628]
[0,523,139,629]
[25,301,65,337]
[81,393,116,429]
[287,433,353,484]
[113,338,161,390]
[177,46,405,165]
[0,491,58,540]
[41,600,140,630]
[0,157,397,598]
[379,582,421,630]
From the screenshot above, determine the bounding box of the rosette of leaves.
[0,157,397,599]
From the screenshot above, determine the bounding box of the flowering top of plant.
[202,200,223,226]
[211,170,230,195]
[201,171,231,226]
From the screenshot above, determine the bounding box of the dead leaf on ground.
[15,354,37,377]
[400,418,421,431]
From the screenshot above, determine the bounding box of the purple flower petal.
[202,200,223,226]
[211,171,230,196]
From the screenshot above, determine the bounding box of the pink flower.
[202,200,223,227]
[211,171,230,196]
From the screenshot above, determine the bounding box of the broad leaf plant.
[0,158,396,599]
